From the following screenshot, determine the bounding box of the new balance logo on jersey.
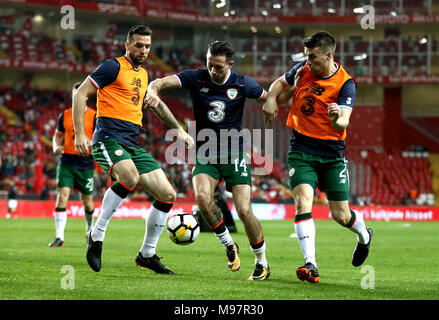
[131,77,142,87]
[305,83,325,96]
[200,87,209,93]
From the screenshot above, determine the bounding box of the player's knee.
[329,202,351,226]
[56,192,69,206]
[120,172,140,190]
[332,210,351,226]
[83,200,94,212]
[57,195,68,205]
[160,189,176,203]
[294,195,313,213]
[236,206,252,220]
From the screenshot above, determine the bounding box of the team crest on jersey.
[289,168,295,177]
[114,149,124,157]
[226,88,238,100]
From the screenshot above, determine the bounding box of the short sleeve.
[147,70,154,83]
[244,76,265,100]
[88,59,120,89]
[284,61,306,86]
[176,69,198,89]
[337,79,356,109]
[56,112,64,132]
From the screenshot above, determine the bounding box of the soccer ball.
[167,213,200,245]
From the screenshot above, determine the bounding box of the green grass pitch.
[0,218,438,300]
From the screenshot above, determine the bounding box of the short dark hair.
[73,82,82,91]
[303,31,336,53]
[207,41,234,61]
[127,25,152,43]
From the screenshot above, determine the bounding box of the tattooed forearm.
[151,100,181,129]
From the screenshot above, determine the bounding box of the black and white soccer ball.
[167,213,200,245]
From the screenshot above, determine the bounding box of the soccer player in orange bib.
[49,82,96,247]
[263,31,372,283]
[73,25,193,274]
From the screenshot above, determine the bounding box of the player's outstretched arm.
[263,77,285,124]
[276,65,304,105]
[148,99,194,149]
[145,75,181,108]
[257,87,292,104]
[277,86,296,105]
[263,65,305,124]
[52,130,64,155]
[73,78,96,157]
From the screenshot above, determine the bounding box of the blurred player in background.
[146,40,289,280]
[6,184,18,219]
[263,31,372,283]
[73,25,194,273]
[48,82,96,247]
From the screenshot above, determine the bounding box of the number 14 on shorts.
[234,158,247,173]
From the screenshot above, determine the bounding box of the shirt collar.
[211,70,231,86]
